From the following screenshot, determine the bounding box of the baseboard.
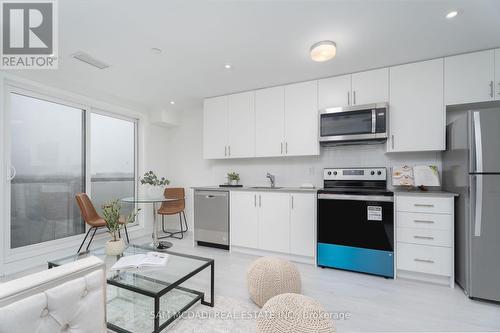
[230,245,315,265]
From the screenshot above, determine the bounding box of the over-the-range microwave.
[319,103,389,146]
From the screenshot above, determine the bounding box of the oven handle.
[318,193,394,202]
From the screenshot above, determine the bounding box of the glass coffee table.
[48,244,214,333]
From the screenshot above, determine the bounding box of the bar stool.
[158,188,188,239]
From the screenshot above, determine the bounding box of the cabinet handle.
[224,146,227,157]
[414,219,434,224]
[414,258,435,264]
[285,142,288,154]
[228,145,231,157]
[490,81,494,98]
[414,235,434,240]
[414,203,434,207]
[498,82,500,96]
[291,195,294,209]
[254,194,256,207]
[259,195,261,207]
[280,142,283,154]
[391,135,394,150]
[353,90,356,105]
[347,91,350,105]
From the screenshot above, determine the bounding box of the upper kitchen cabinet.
[284,81,319,156]
[203,92,255,159]
[389,58,445,152]
[203,96,228,159]
[496,49,500,100]
[444,50,495,105]
[351,68,389,105]
[318,74,351,109]
[255,86,285,157]
[227,91,255,158]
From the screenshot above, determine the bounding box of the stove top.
[318,187,394,196]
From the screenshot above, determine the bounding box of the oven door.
[317,193,394,277]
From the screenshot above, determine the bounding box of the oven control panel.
[324,168,387,181]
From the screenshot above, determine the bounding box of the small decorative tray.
[219,184,243,188]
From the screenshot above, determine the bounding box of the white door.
[496,49,500,100]
[227,91,255,158]
[351,68,389,105]
[284,81,319,156]
[318,74,351,109]
[255,86,285,157]
[289,193,316,257]
[230,191,259,248]
[389,58,445,152]
[258,192,290,253]
[203,96,228,159]
[444,50,495,105]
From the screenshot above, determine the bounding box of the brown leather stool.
[157,188,188,239]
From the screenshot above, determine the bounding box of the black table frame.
[48,246,214,333]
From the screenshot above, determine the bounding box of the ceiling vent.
[72,51,110,69]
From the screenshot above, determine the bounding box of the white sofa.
[0,256,106,333]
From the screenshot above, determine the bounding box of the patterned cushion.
[247,257,301,308]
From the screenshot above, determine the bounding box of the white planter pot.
[105,239,126,256]
[147,186,164,198]
[229,179,239,186]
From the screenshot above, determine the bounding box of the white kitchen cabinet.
[230,191,259,248]
[318,74,351,109]
[227,91,255,158]
[255,86,285,157]
[444,50,495,105]
[388,58,445,152]
[203,96,228,159]
[284,81,319,156]
[496,48,500,100]
[289,193,316,257]
[258,192,290,253]
[351,68,389,105]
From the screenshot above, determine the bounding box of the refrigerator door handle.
[473,111,483,172]
[474,175,483,237]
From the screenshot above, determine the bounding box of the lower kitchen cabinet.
[230,191,315,259]
[230,191,259,248]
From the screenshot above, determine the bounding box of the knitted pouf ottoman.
[247,257,301,308]
[257,293,335,333]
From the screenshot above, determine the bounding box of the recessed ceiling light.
[151,47,162,54]
[446,10,458,19]
[310,41,336,62]
[169,101,175,105]
[224,64,232,69]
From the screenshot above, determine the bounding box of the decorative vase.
[105,238,126,256]
[147,185,164,198]
[229,179,239,186]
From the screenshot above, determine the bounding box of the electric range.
[317,167,394,278]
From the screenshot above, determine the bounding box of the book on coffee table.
[111,252,169,271]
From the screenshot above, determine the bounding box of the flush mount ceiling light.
[169,101,175,105]
[446,10,458,19]
[224,64,232,69]
[310,40,337,62]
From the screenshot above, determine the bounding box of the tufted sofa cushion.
[0,256,106,333]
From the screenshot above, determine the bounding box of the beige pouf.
[257,293,335,333]
[247,257,301,308]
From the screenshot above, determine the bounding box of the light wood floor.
[4,231,500,332]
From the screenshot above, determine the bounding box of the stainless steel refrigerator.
[443,105,500,302]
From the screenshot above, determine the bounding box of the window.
[10,93,85,248]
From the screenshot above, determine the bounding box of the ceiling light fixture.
[169,101,175,105]
[446,10,458,19]
[310,40,337,62]
[224,64,232,69]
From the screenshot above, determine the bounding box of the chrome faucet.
[266,172,276,188]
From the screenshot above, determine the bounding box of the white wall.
[162,107,442,228]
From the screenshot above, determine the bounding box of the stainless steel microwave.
[319,103,389,145]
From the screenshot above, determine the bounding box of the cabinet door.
[496,49,500,101]
[318,74,351,109]
[389,58,445,152]
[203,96,228,159]
[351,68,389,105]
[230,191,259,248]
[284,81,319,156]
[258,192,290,253]
[290,193,315,257]
[255,86,285,157]
[228,91,255,158]
[444,50,495,105]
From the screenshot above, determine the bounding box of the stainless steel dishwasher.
[194,190,229,249]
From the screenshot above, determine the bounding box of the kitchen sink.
[249,186,283,189]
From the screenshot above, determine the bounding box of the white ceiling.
[8,0,500,112]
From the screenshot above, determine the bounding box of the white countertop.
[192,186,318,193]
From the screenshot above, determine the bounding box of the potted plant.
[140,170,170,197]
[227,172,240,186]
[102,199,140,256]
